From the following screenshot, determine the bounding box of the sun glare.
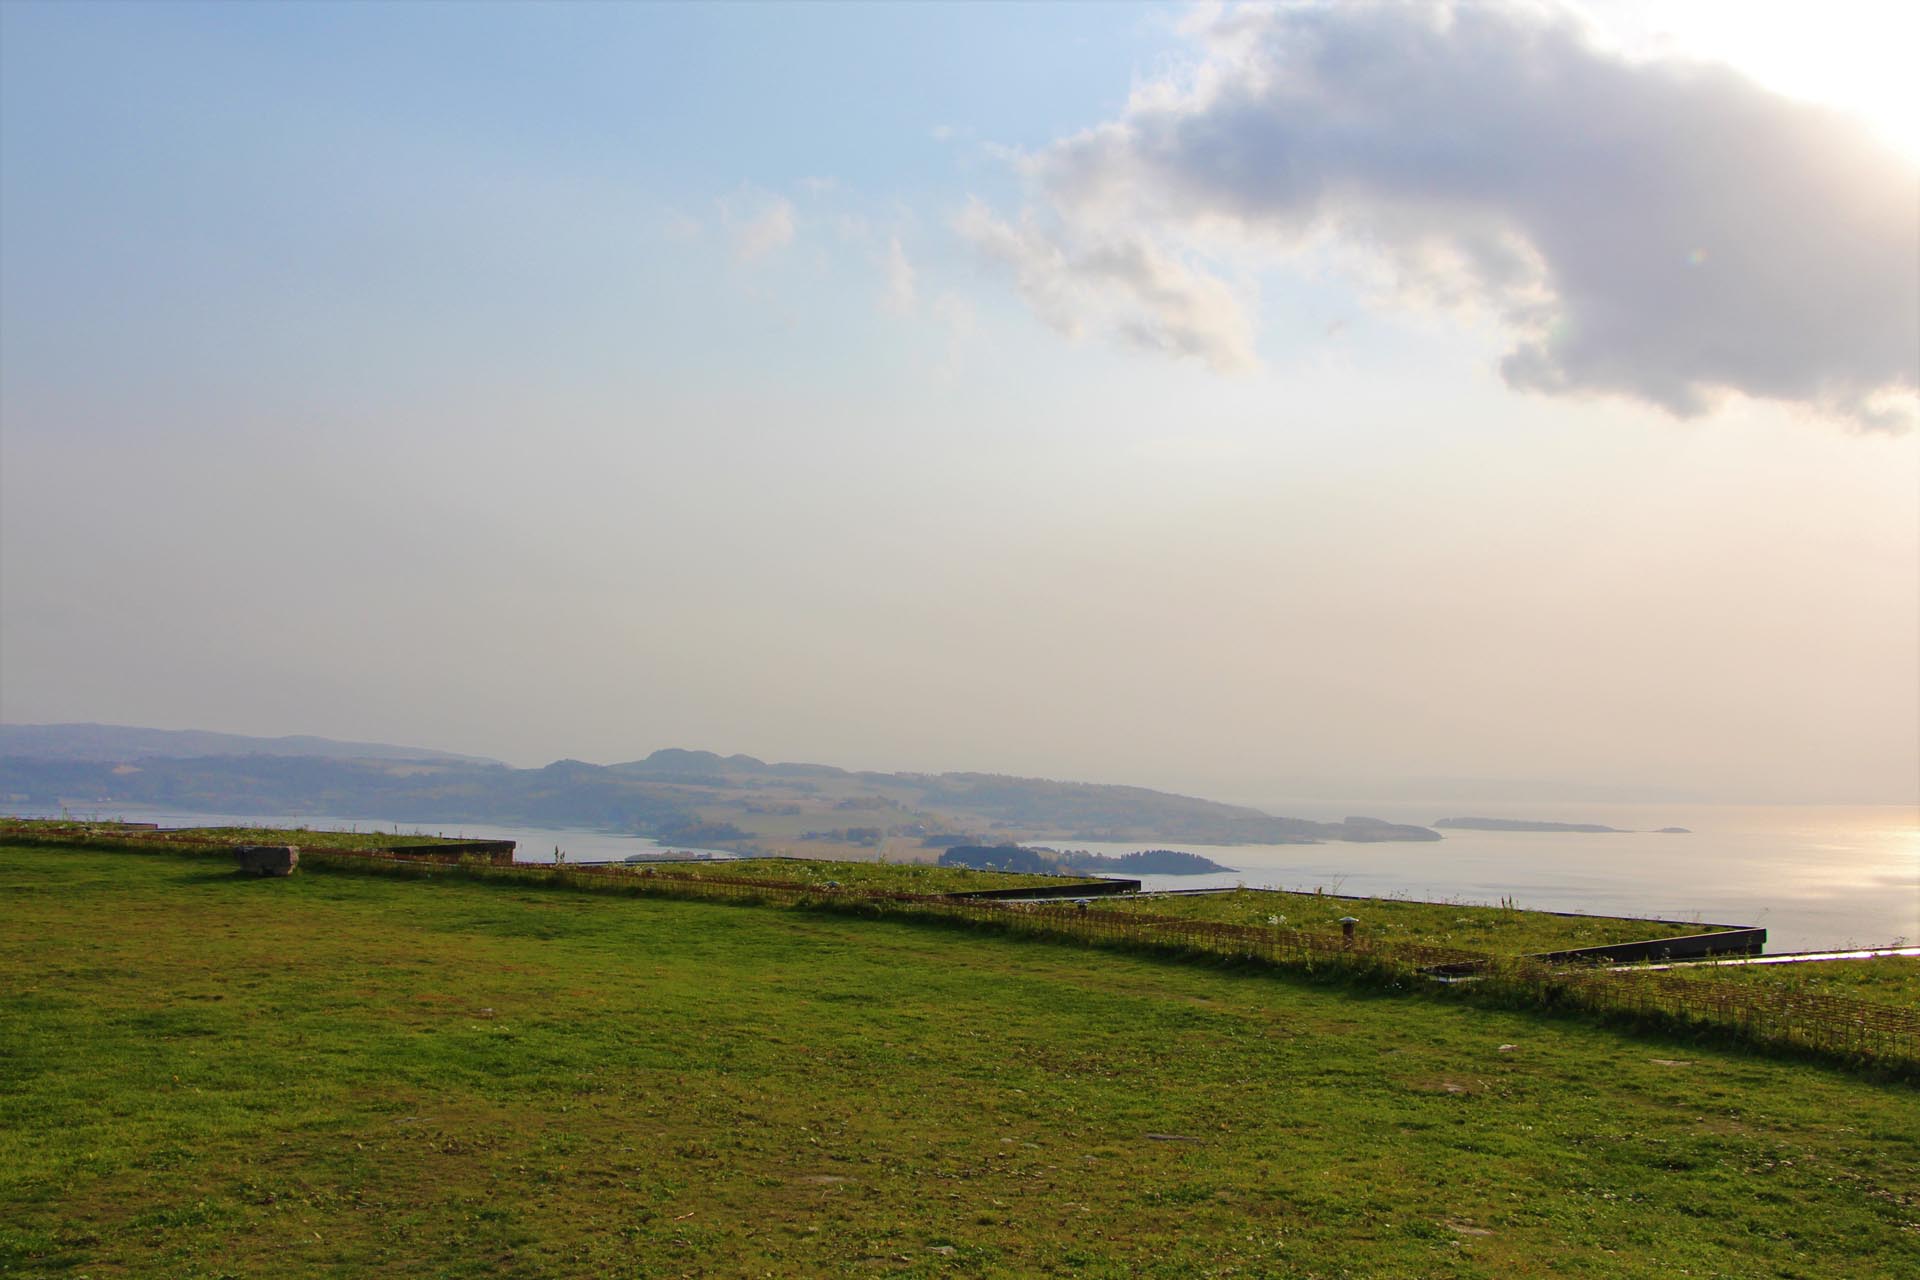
[1602,0,1920,162]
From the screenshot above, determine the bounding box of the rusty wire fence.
[10,827,1916,1071]
[1475,955,1920,1065]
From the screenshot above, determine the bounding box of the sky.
[2,1,1915,807]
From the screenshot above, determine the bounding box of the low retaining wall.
[1528,927,1767,965]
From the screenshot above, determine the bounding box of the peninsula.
[1434,817,1626,833]
[0,724,1443,860]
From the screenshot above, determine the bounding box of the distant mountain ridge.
[0,730,1441,849]
[602,749,1439,844]
[0,723,502,766]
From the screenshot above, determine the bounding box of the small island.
[1653,827,1692,834]
[1433,817,1626,833]
[939,845,1234,876]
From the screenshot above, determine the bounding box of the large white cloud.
[968,2,1919,429]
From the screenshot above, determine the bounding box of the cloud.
[729,196,795,264]
[971,1,1919,429]
[955,200,1257,372]
[882,236,916,315]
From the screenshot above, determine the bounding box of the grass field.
[3,842,1916,1279]
[1102,887,1732,956]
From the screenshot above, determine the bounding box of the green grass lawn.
[2,843,1915,1279]
[1104,887,1731,956]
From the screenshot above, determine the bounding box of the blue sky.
[2,2,1915,805]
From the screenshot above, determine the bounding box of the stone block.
[236,844,299,876]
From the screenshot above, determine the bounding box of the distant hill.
[600,750,1440,845]
[0,723,502,766]
[0,731,1441,850]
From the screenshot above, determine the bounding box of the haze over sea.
[16,799,1913,955]
[1042,802,1918,955]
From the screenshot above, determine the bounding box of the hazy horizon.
[4,2,1916,810]
[4,718,1914,813]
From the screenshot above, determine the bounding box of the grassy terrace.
[0,825,1092,894]
[654,857,1099,895]
[618,861,1732,957]
[4,842,1918,1279]
[1105,888,1733,956]
[0,819,473,851]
